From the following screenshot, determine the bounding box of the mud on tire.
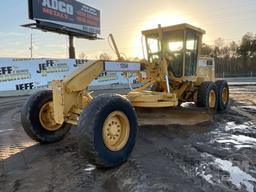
[215,80,229,112]
[78,94,138,168]
[197,81,218,110]
[21,90,71,144]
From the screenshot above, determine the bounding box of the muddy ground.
[0,85,256,192]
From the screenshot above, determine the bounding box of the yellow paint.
[48,23,224,126]
[39,101,62,131]
[103,111,130,151]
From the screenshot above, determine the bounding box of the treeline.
[201,33,256,77]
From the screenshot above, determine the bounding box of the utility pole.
[29,33,33,58]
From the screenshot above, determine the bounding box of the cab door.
[185,31,199,76]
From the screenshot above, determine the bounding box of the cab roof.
[142,23,206,36]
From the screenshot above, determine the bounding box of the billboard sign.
[28,0,100,35]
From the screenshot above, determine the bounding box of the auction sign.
[28,0,100,34]
[0,58,138,92]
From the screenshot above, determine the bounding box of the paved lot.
[0,86,256,192]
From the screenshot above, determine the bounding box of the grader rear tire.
[215,80,229,112]
[21,90,71,144]
[197,81,218,110]
[78,94,138,168]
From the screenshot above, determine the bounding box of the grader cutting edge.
[21,23,229,168]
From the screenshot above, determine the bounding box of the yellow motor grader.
[21,23,229,168]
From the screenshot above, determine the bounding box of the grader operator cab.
[21,23,229,168]
[144,23,202,78]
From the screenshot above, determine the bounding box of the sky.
[0,0,256,59]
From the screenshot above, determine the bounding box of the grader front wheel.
[21,90,71,143]
[78,94,138,168]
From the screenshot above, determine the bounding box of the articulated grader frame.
[21,23,229,168]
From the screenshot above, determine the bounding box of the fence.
[216,72,256,78]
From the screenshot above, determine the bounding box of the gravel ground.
[0,85,256,192]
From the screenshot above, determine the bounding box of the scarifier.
[21,23,229,168]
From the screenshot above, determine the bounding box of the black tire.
[78,94,138,168]
[215,80,229,112]
[197,81,218,110]
[178,100,183,107]
[21,90,71,144]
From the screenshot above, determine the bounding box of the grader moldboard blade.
[136,106,213,126]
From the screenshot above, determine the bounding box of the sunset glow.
[0,0,256,59]
[132,12,192,58]
[142,12,191,30]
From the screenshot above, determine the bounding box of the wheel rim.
[39,101,62,131]
[208,89,216,108]
[103,111,130,151]
[222,87,228,105]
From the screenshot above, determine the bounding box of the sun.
[132,12,192,58]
